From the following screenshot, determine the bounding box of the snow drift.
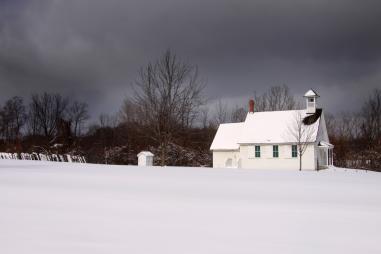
[0,160,381,254]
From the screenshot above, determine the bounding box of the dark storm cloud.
[0,0,380,117]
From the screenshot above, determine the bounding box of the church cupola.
[304,89,319,114]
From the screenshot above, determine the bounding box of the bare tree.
[132,50,205,165]
[361,89,381,147]
[230,105,246,123]
[212,99,228,126]
[335,112,362,140]
[212,101,247,125]
[68,101,90,137]
[119,98,141,124]
[288,111,316,171]
[0,96,27,142]
[253,92,267,112]
[267,85,296,110]
[28,93,69,137]
[254,85,296,112]
[199,106,210,129]
[99,113,117,128]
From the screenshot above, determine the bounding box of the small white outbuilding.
[137,151,154,166]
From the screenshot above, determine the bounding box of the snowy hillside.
[1,160,381,254]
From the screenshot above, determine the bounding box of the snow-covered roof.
[210,110,321,150]
[304,89,319,97]
[137,151,154,157]
[210,122,244,150]
[238,110,319,144]
[318,141,334,148]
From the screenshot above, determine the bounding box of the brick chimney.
[249,99,254,113]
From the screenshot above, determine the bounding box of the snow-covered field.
[1,160,381,254]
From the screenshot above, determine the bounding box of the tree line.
[0,94,89,141]
[325,89,381,169]
[0,50,380,170]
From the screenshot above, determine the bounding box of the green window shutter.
[273,145,279,158]
[255,146,261,158]
[292,145,298,158]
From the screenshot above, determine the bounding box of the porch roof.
[318,141,334,148]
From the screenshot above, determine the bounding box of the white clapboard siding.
[282,145,291,159]
[247,146,255,159]
[263,145,271,159]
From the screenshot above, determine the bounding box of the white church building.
[210,90,334,170]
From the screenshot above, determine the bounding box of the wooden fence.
[0,152,86,163]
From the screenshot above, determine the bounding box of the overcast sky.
[0,0,380,119]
